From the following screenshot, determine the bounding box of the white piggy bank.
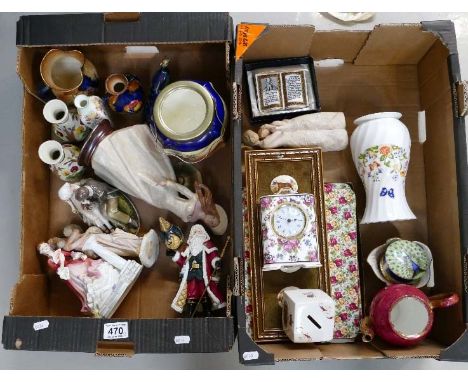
[279,288,335,343]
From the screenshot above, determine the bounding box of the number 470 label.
[103,322,129,340]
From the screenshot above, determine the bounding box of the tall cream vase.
[350,112,416,224]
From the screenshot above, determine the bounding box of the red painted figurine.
[161,221,226,316]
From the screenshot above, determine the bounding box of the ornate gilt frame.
[244,148,330,342]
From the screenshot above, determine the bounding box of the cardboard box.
[234,22,468,364]
[2,12,236,355]
[3,13,468,365]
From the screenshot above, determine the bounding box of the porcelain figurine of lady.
[52,224,159,268]
[58,179,140,234]
[38,241,142,319]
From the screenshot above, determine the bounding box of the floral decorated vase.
[40,49,98,105]
[38,140,85,182]
[350,112,416,224]
[43,99,90,143]
[104,73,144,113]
[74,94,110,129]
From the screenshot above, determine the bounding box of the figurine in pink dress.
[38,236,142,318]
[165,224,226,316]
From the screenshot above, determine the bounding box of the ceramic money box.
[278,287,335,343]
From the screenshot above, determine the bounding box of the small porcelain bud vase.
[43,99,90,143]
[74,94,110,129]
[105,73,144,113]
[350,112,416,224]
[278,287,335,343]
[38,140,85,182]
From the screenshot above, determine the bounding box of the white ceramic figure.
[278,287,335,343]
[74,94,110,129]
[58,182,113,232]
[350,112,416,224]
[79,122,228,235]
[243,112,348,151]
[58,179,140,234]
[59,224,159,268]
[38,140,85,182]
[43,99,90,143]
[38,241,142,318]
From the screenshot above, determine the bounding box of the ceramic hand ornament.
[350,112,416,223]
[243,112,348,151]
[78,121,228,235]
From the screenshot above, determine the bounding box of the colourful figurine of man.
[160,220,225,316]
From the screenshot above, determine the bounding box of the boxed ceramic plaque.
[233,22,468,365]
[244,56,320,122]
[2,12,236,355]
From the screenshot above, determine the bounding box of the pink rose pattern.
[325,183,361,340]
[260,194,319,266]
[243,184,361,340]
[242,191,254,337]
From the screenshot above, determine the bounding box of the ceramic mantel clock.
[260,175,321,272]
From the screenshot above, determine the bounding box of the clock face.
[272,203,307,238]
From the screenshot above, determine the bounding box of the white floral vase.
[74,94,109,129]
[43,99,90,143]
[350,112,416,224]
[38,140,85,182]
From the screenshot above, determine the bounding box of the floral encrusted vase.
[350,112,416,224]
[43,99,90,143]
[104,73,144,113]
[74,94,110,129]
[38,140,85,182]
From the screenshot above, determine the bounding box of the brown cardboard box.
[234,22,468,364]
[2,12,236,355]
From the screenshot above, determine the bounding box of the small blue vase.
[104,73,144,113]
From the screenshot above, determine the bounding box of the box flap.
[309,31,369,63]
[240,25,315,62]
[2,316,235,353]
[354,24,437,65]
[17,13,232,46]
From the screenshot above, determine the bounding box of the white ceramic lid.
[154,81,214,141]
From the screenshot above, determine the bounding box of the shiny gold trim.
[270,201,307,239]
[244,148,328,342]
[153,81,215,141]
[388,295,432,340]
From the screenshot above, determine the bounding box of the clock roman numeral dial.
[272,204,306,238]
